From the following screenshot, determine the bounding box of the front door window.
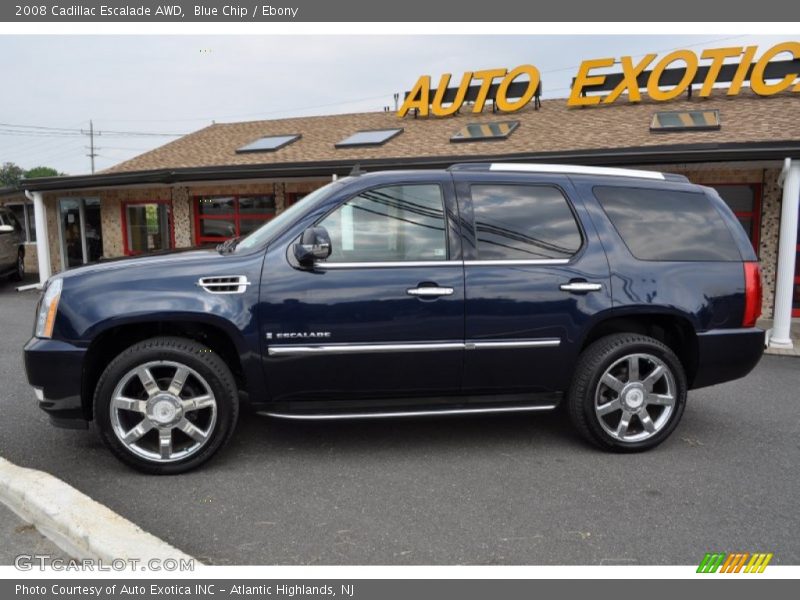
[124,202,173,255]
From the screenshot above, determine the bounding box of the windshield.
[235,179,344,252]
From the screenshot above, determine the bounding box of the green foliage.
[25,166,63,179]
[0,162,24,187]
[0,163,64,187]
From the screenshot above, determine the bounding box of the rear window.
[593,186,741,261]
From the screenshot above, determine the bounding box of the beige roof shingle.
[103,90,800,174]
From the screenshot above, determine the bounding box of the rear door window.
[469,184,582,260]
[593,186,741,261]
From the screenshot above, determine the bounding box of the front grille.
[197,276,250,294]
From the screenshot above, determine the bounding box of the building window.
[450,120,520,143]
[335,129,403,148]
[650,110,721,132]
[122,200,174,255]
[710,184,761,253]
[235,134,301,154]
[5,203,36,242]
[194,194,276,244]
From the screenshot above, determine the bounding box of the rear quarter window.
[593,186,741,261]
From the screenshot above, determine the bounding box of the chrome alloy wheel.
[594,353,676,443]
[109,361,217,463]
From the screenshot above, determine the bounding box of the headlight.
[35,278,63,338]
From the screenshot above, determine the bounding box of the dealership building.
[2,86,799,346]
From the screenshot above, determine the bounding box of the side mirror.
[293,226,332,265]
[0,224,14,234]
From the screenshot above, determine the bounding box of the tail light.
[742,262,762,328]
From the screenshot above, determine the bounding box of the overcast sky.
[0,34,788,175]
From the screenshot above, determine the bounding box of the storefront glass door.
[58,197,103,269]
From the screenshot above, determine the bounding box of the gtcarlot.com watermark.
[14,554,195,572]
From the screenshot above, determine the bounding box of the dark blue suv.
[24,164,765,473]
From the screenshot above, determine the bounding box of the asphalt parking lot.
[1,277,798,566]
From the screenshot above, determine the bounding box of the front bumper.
[24,337,89,429]
[691,327,765,389]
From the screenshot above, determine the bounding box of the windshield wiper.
[216,236,241,254]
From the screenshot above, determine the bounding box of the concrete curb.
[0,457,194,562]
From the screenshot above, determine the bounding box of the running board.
[257,404,558,421]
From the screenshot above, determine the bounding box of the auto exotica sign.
[398,41,800,117]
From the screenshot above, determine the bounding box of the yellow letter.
[603,54,656,104]
[495,65,540,112]
[699,46,744,97]
[728,46,758,95]
[647,50,699,101]
[471,68,507,113]
[431,72,473,117]
[397,75,431,117]
[751,42,800,95]
[568,58,615,107]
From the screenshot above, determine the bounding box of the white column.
[771,159,800,349]
[26,191,51,284]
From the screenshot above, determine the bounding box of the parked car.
[24,164,765,474]
[0,206,25,281]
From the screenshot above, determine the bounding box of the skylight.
[235,134,301,153]
[450,121,520,143]
[335,128,403,148]
[650,110,720,132]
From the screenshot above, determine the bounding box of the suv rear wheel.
[94,336,239,474]
[568,333,687,451]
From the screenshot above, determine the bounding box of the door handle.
[559,281,603,293]
[407,286,454,297]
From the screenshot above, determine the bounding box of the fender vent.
[197,276,250,294]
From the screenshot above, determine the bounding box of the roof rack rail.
[449,162,688,182]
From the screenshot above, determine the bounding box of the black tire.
[94,336,239,474]
[11,248,24,281]
[567,333,687,452]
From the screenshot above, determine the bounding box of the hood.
[56,246,222,281]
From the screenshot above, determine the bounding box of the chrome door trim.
[467,339,561,350]
[268,338,561,356]
[317,260,457,269]
[464,259,570,266]
[315,259,571,269]
[258,403,558,420]
[268,341,464,356]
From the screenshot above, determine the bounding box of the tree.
[0,162,24,187]
[25,166,63,179]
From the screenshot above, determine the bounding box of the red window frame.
[711,183,762,253]
[793,221,800,318]
[193,194,276,245]
[120,199,175,256]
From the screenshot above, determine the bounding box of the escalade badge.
[266,331,331,340]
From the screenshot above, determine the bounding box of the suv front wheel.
[568,333,687,451]
[94,336,239,474]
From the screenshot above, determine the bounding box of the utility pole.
[82,119,99,174]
